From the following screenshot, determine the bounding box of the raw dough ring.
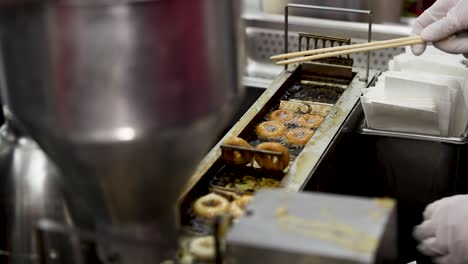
[189,236,215,260]
[297,114,324,129]
[270,109,295,123]
[193,193,229,218]
[285,128,314,146]
[223,137,253,165]
[255,142,290,171]
[255,121,286,139]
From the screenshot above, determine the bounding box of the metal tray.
[359,120,468,144]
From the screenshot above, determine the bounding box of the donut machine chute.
[0,1,244,263]
[178,26,382,260]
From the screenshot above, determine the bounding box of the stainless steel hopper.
[0,0,244,262]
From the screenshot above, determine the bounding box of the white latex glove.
[411,0,468,55]
[413,195,468,264]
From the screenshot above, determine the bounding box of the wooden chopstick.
[275,37,425,65]
[271,35,423,60]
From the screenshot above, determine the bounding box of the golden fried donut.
[285,128,314,146]
[223,137,253,165]
[193,193,229,218]
[255,142,290,171]
[230,195,254,218]
[235,195,254,207]
[229,203,244,218]
[189,236,215,260]
[255,121,286,139]
[297,114,324,129]
[270,109,295,123]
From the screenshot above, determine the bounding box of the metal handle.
[284,3,373,82]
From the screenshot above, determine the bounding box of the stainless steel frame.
[0,122,78,264]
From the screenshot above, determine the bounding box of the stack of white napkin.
[361,47,468,137]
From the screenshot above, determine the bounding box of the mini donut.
[270,109,295,123]
[297,114,324,129]
[189,236,215,260]
[229,195,254,218]
[255,142,290,171]
[229,202,244,218]
[223,137,253,165]
[235,195,254,207]
[255,121,286,139]
[285,128,314,146]
[193,193,229,218]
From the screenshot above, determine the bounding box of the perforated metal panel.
[246,27,405,72]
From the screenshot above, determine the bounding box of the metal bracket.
[284,4,373,83]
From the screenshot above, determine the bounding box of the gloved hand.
[413,195,468,264]
[411,0,468,55]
